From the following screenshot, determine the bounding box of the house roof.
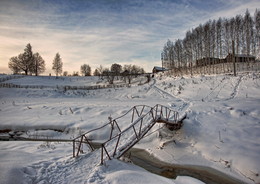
[227,53,255,58]
[235,54,255,58]
[153,66,166,71]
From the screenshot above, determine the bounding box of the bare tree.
[102,68,115,84]
[162,39,175,69]
[183,30,193,74]
[97,65,104,79]
[244,9,254,55]
[235,15,243,54]
[193,25,203,61]
[93,69,100,76]
[63,71,68,76]
[174,39,183,69]
[123,65,133,84]
[9,44,33,75]
[223,19,231,56]
[73,71,79,76]
[8,43,43,75]
[52,53,63,77]
[131,65,144,76]
[123,64,144,84]
[203,21,211,58]
[32,52,46,76]
[111,63,122,75]
[80,64,91,76]
[230,17,236,43]
[255,9,260,58]
[216,18,223,59]
[8,56,22,74]
[23,43,34,75]
[210,20,216,58]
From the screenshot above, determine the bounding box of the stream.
[125,148,245,184]
[0,137,246,184]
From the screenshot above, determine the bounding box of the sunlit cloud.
[0,0,258,75]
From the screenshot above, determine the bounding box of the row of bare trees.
[93,63,145,84]
[162,9,260,70]
[8,44,145,80]
[8,43,63,77]
[9,44,46,76]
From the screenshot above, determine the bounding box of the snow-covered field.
[0,72,259,184]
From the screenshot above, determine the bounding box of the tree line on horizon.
[8,44,145,80]
[162,9,260,69]
[8,43,63,76]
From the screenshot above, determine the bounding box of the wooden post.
[101,145,104,165]
[76,136,84,156]
[139,118,143,137]
[113,134,121,157]
[73,140,75,157]
[161,52,164,69]
[232,40,236,76]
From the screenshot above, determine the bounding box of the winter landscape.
[1,0,260,184]
[0,71,259,184]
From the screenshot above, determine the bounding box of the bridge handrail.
[100,104,179,163]
[72,104,180,162]
[73,105,154,141]
[100,110,155,163]
[72,105,154,157]
[102,109,153,145]
[73,122,111,141]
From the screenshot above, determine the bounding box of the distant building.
[196,57,220,67]
[225,53,256,63]
[195,54,256,67]
[121,70,129,76]
[152,66,167,73]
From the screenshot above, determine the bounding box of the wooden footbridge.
[73,104,182,164]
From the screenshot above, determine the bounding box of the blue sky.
[0,0,259,74]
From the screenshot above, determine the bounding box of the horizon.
[0,0,259,75]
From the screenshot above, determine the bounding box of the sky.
[0,0,259,75]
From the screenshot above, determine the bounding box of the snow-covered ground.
[0,73,259,184]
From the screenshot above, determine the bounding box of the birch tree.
[254,9,260,58]
[244,9,254,55]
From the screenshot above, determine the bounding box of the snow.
[0,72,259,183]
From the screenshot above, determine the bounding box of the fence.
[165,61,260,77]
[0,75,24,83]
[0,83,131,90]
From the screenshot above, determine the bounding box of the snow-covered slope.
[0,73,259,183]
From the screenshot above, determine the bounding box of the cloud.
[209,0,259,20]
[0,0,259,74]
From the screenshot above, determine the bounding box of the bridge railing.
[100,108,155,164]
[153,104,179,123]
[72,105,153,157]
[72,104,180,164]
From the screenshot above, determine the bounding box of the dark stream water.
[125,148,246,184]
